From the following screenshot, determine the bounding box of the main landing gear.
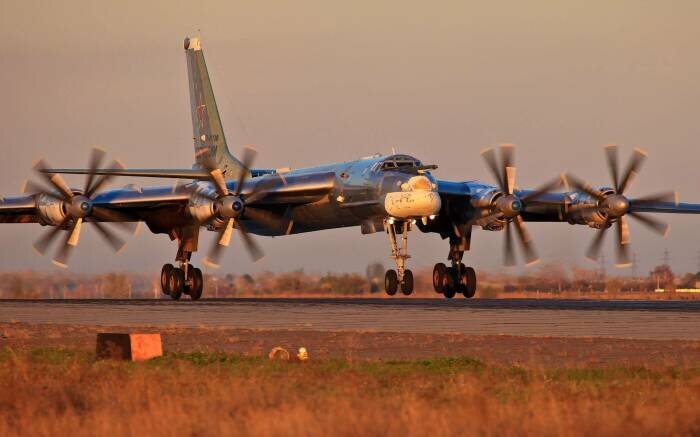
[431,237,477,298]
[432,262,476,298]
[161,261,203,300]
[384,219,414,296]
[160,231,204,301]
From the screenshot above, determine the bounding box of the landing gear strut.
[160,251,204,300]
[384,219,414,296]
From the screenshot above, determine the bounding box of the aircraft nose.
[384,191,441,219]
[405,175,435,192]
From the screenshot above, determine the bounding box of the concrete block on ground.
[96,333,163,361]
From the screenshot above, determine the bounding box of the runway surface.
[1,298,700,340]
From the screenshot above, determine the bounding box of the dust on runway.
[2,298,700,340]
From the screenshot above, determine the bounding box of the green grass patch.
[144,352,487,378]
[3,348,700,386]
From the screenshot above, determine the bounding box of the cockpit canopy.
[377,155,423,171]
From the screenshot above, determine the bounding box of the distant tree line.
[1,261,697,299]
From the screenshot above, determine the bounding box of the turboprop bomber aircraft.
[2,36,700,300]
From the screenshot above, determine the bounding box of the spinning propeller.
[471,144,564,266]
[197,146,292,267]
[566,146,676,267]
[27,147,137,267]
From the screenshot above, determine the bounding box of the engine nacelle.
[35,193,67,226]
[187,183,217,223]
[565,188,615,229]
[468,186,506,230]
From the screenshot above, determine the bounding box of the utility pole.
[661,248,673,290]
[599,253,607,280]
[662,248,671,266]
[598,253,610,293]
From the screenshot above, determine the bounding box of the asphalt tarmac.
[1,298,699,340]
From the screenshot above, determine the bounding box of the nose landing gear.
[383,219,414,296]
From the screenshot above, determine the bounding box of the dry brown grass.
[1,349,700,436]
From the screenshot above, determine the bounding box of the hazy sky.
[1,1,699,275]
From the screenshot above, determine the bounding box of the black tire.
[169,268,184,300]
[463,267,477,298]
[401,270,414,296]
[190,268,203,300]
[161,264,174,295]
[385,270,398,296]
[444,267,457,299]
[458,263,467,291]
[432,263,446,293]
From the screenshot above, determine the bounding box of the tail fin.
[184,36,244,177]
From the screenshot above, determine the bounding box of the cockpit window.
[379,156,422,171]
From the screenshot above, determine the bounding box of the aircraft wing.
[47,168,276,180]
[434,180,475,197]
[0,171,336,224]
[0,188,193,225]
[434,179,570,227]
[437,179,700,219]
[0,196,40,223]
[629,201,700,214]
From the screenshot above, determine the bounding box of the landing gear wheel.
[401,270,414,296]
[385,270,398,296]
[160,264,174,295]
[463,267,477,298]
[169,268,184,300]
[433,263,447,293]
[443,267,457,299]
[189,268,203,300]
[457,263,467,290]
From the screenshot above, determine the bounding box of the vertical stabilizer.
[184,36,244,177]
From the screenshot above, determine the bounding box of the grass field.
[2,348,700,436]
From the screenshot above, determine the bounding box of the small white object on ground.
[297,347,309,361]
